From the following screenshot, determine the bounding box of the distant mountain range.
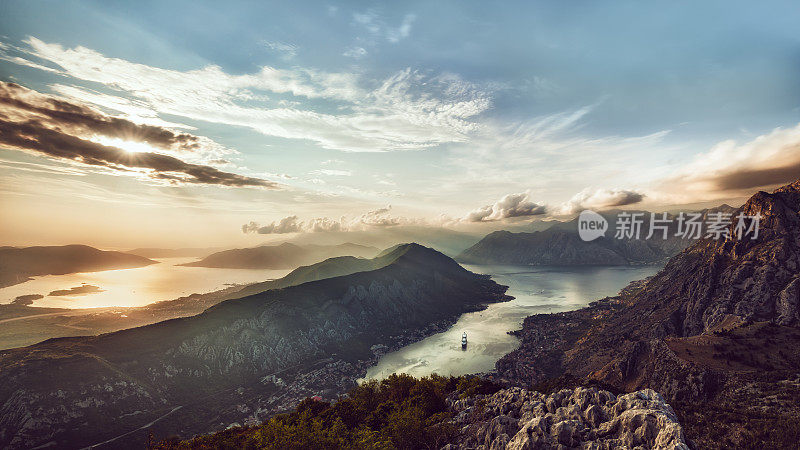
[179,242,379,269]
[0,244,510,449]
[284,225,484,257]
[457,206,736,266]
[127,247,220,258]
[0,245,156,288]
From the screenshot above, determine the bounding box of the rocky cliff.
[0,244,509,449]
[493,181,800,448]
[445,386,688,449]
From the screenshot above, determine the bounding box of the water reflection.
[363,264,661,380]
[0,257,291,309]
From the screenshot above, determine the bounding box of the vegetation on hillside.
[153,374,500,450]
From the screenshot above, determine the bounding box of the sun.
[90,136,155,154]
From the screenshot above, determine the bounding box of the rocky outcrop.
[446,386,688,449]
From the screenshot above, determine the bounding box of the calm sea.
[363,264,661,380]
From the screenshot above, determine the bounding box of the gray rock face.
[447,386,688,450]
[624,181,800,336]
[496,180,800,405]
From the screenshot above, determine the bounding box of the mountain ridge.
[0,244,157,288]
[178,242,379,269]
[0,243,510,449]
[457,206,738,266]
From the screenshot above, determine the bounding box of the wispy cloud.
[6,37,490,152]
[343,46,367,59]
[353,11,416,43]
[438,104,671,206]
[387,14,416,43]
[310,169,352,176]
[260,40,298,59]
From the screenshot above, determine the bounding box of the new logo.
[578,210,607,241]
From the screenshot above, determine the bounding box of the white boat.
[461,332,468,349]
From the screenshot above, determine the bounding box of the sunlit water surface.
[0,257,292,309]
[363,264,661,380]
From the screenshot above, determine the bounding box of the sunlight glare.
[90,136,155,154]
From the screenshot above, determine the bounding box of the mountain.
[0,245,157,288]
[494,181,800,448]
[0,244,510,449]
[284,225,484,257]
[127,247,219,258]
[179,242,379,269]
[230,255,386,298]
[457,206,736,266]
[0,252,400,350]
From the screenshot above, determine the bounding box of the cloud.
[242,205,408,234]
[387,14,416,43]
[310,169,352,176]
[353,11,416,43]
[1,82,200,152]
[343,46,367,59]
[261,40,298,59]
[559,188,645,214]
[659,123,800,201]
[0,82,278,188]
[359,206,401,226]
[464,192,547,222]
[48,83,195,130]
[6,37,491,152]
[441,102,671,204]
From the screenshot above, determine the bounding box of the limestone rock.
[447,386,689,449]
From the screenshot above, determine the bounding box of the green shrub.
[153,374,496,450]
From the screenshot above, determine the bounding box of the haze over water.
[0,258,292,309]
[364,264,661,380]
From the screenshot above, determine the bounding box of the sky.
[1,0,799,248]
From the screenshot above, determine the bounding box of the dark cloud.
[0,82,199,151]
[0,82,278,188]
[661,126,800,201]
[711,161,800,191]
